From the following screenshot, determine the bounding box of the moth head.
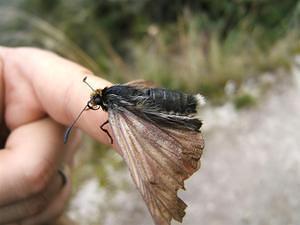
[81,76,103,110]
[64,76,103,144]
[88,89,103,110]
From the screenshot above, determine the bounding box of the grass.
[234,94,257,109]
[127,19,299,105]
[1,6,299,106]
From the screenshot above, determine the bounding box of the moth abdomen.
[148,88,199,115]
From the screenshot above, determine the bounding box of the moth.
[65,77,205,225]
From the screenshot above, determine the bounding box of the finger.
[0,171,65,224]
[63,128,82,166]
[0,54,10,148]
[20,171,72,225]
[0,47,113,145]
[0,118,65,204]
[0,54,4,118]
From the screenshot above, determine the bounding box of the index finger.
[0,47,113,145]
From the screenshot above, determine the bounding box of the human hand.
[0,47,112,224]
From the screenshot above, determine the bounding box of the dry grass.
[0,7,299,103]
[128,20,299,103]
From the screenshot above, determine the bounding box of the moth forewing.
[108,107,204,225]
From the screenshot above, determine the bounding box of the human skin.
[0,47,113,225]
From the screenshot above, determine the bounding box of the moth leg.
[100,120,113,144]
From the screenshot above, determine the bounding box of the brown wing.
[125,79,157,88]
[108,108,204,225]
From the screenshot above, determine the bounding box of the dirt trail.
[180,66,300,225]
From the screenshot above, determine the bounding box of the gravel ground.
[69,62,300,225]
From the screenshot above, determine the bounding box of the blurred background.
[1,1,300,225]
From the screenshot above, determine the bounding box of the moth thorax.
[90,89,102,98]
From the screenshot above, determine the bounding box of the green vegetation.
[234,93,257,109]
[0,0,299,103]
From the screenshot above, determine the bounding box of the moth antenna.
[64,104,89,144]
[83,76,96,91]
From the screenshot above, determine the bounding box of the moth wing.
[108,108,204,225]
[125,79,157,88]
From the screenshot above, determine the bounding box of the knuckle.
[25,196,48,217]
[23,163,52,196]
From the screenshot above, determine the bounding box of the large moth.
[65,77,205,225]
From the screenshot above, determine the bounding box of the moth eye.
[93,95,102,105]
